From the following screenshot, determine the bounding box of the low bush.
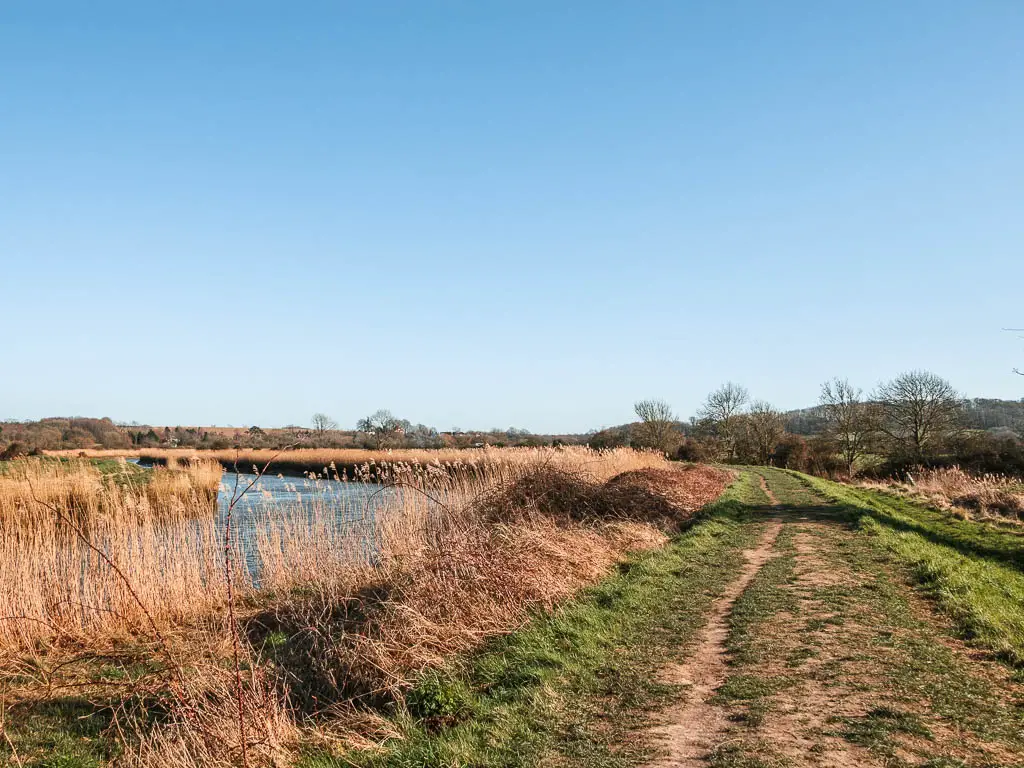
[0,441,27,461]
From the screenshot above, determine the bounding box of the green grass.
[797,472,1024,666]
[0,698,115,768]
[301,471,770,768]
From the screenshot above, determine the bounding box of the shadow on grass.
[852,500,1024,574]
[3,696,116,767]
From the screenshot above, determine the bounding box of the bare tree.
[697,382,749,460]
[873,371,962,460]
[311,413,337,445]
[744,401,785,466]
[819,378,873,477]
[633,399,678,454]
[356,409,404,450]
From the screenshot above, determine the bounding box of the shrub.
[406,671,471,722]
[0,442,27,461]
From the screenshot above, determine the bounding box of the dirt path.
[758,474,777,505]
[646,509,782,765]
[642,468,1024,768]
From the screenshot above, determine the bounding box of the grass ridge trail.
[645,502,782,766]
[640,468,1024,768]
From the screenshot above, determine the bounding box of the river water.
[133,459,392,582]
[214,471,391,579]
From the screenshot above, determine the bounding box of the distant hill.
[782,406,829,436]
[961,398,1024,435]
[784,398,1024,437]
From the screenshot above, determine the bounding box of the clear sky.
[2,2,1022,433]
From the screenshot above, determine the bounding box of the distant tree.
[773,433,809,471]
[311,413,337,444]
[697,382,750,461]
[356,409,403,450]
[744,401,785,466]
[633,399,678,454]
[587,425,632,450]
[874,370,962,461]
[404,423,442,448]
[819,378,873,477]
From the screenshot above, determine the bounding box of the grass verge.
[797,472,1024,666]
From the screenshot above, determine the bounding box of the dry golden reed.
[0,447,729,767]
[859,466,1024,521]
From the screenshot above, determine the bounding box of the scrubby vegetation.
[859,466,1024,522]
[600,374,1024,481]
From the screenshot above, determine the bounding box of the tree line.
[624,370,1022,477]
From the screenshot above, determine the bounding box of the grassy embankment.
[859,466,1024,522]
[325,467,1024,767]
[5,456,1020,767]
[801,471,1024,666]
[299,469,771,768]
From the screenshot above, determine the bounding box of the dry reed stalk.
[117,665,298,768]
[52,445,670,479]
[859,466,1024,521]
[0,457,222,526]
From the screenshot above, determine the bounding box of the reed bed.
[0,447,729,767]
[859,466,1024,522]
[53,445,661,480]
[0,456,221,526]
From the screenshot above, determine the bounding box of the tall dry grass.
[0,457,221,526]
[859,466,1024,522]
[54,445,655,480]
[0,448,670,649]
[0,447,727,767]
[0,457,225,649]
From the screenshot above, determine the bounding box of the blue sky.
[2,2,1022,432]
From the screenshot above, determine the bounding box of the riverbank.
[2,447,723,767]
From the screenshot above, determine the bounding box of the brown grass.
[49,446,653,479]
[859,466,1024,522]
[0,457,221,526]
[0,447,729,766]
